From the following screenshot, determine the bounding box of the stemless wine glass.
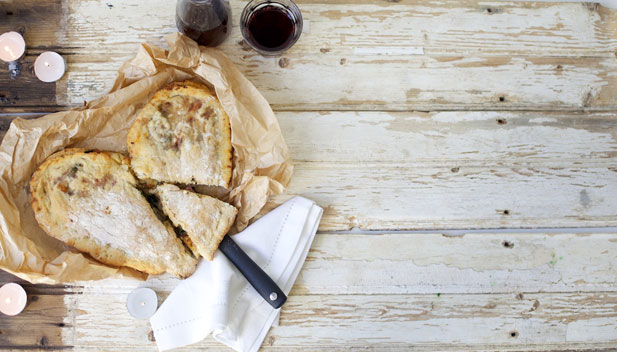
[176,0,232,47]
[240,0,303,56]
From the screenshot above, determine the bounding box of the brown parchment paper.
[0,33,293,284]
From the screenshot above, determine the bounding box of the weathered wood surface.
[0,271,75,350]
[5,232,617,350]
[1,110,616,231]
[1,0,617,111]
[269,110,617,230]
[1,0,617,351]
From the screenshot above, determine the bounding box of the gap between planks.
[321,226,617,236]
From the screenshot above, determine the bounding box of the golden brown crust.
[156,184,237,261]
[127,80,233,188]
[29,148,197,278]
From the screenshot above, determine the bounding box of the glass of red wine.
[240,0,303,56]
[176,0,232,47]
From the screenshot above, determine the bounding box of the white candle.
[0,31,26,63]
[126,287,158,319]
[34,51,65,83]
[0,283,27,316]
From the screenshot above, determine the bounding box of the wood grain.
[2,0,617,111]
[61,232,617,350]
[273,110,617,231]
[1,0,617,351]
[294,233,617,294]
[0,270,76,350]
[74,232,617,295]
[272,163,617,231]
[4,230,617,350]
[2,110,615,231]
[0,0,64,111]
[67,292,617,350]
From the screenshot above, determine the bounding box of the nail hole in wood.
[499,96,505,102]
[510,330,519,338]
[486,8,493,13]
[39,336,49,346]
[320,48,330,53]
[278,57,289,68]
[0,330,3,335]
[340,58,347,65]
[502,240,514,248]
[496,118,507,125]
[31,295,39,302]
[516,293,524,300]
[451,167,459,173]
[57,322,66,327]
[503,209,510,215]
[6,11,14,15]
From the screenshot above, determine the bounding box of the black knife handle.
[218,235,287,309]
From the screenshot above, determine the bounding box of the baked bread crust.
[156,184,237,261]
[127,81,233,188]
[29,148,197,278]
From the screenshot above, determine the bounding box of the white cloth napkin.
[150,196,323,352]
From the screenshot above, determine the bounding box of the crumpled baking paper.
[0,33,292,284]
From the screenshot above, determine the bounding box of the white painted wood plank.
[278,111,617,164]
[63,53,617,111]
[269,163,617,230]
[77,233,617,295]
[266,110,617,230]
[58,0,617,110]
[67,292,617,349]
[3,111,615,231]
[63,232,617,349]
[64,0,617,57]
[294,233,617,294]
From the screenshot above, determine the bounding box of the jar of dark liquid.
[176,0,232,47]
[240,0,303,56]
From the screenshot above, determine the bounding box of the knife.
[218,234,287,309]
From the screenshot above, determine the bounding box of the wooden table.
[1,0,617,350]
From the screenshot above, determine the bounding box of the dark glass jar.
[240,0,302,56]
[176,0,232,47]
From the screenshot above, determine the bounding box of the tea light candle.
[34,51,65,83]
[126,287,158,319]
[0,31,25,63]
[0,283,27,316]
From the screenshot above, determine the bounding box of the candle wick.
[44,62,50,67]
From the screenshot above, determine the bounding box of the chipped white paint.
[63,233,617,349]
[23,0,617,350]
[66,293,617,348]
[353,46,424,55]
[258,110,617,231]
[59,0,617,110]
[294,233,617,294]
[511,0,617,9]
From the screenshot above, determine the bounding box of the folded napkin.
[151,196,323,352]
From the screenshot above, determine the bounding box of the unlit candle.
[126,287,158,319]
[0,283,27,316]
[34,51,65,82]
[0,31,25,62]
